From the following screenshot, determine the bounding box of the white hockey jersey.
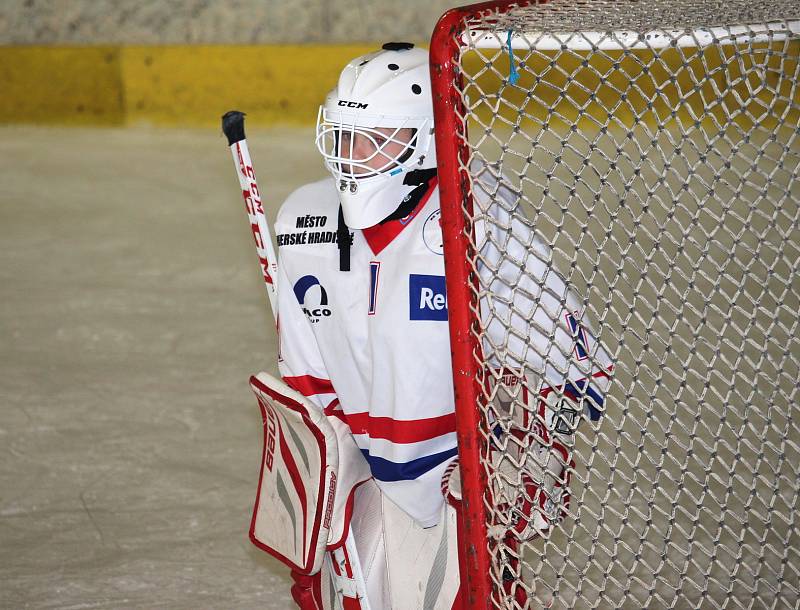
[275,170,612,527]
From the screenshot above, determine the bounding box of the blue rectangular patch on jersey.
[409,274,448,321]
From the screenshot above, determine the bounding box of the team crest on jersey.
[409,274,447,321]
[422,209,444,255]
[293,275,332,323]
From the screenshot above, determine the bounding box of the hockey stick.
[222,110,279,317]
[221,110,372,610]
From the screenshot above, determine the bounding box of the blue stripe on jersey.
[566,312,590,360]
[368,261,380,315]
[564,378,604,421]
[361,446,458,482]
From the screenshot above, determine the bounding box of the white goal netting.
[437,1,800,608]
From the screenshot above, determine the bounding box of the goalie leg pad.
[323,405,373,549]
[382,491,461,610]
[349,481,389,609]
[325,480,461,610]
[248,372,340,575]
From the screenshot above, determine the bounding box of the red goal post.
[430,3,525,609]
[430,1,800,609]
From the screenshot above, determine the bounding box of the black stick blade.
[222,110,246,145]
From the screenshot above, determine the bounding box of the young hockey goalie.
[247,43,612,609]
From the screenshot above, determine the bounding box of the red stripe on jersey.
[591,364,614,379]
[362,176,438,255]
[283,375,335,397]
[342,411,456,444]
[539,364,614,395]
[323,397,340,414]
[323,398,350,428]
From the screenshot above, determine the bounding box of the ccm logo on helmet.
[338,100,369,109]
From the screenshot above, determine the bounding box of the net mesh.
[444,1,800,608]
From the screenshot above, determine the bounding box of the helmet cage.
[316,106,431,183]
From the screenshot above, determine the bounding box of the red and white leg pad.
[248,372,371,574]
[319,478,462,610]
[323,478,461,609]
[321,482,384,609]
[382,492,461,609]
[249,372,460,609]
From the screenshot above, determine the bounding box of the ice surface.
[0,125,323,609]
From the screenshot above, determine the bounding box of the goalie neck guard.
[316,43,437,230]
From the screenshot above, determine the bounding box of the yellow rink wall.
[0,45,377,127]
[2,42,797,128]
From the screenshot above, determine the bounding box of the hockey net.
[430,1,800,609]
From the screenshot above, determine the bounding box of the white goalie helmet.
[316,42,436,230]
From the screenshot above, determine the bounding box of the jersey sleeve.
[473,163,613,423]
[275,210,338,413]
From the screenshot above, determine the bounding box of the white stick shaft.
[226,119,371,609]
[229,139,279,320]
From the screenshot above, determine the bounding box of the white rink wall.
[0,0,459,44]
